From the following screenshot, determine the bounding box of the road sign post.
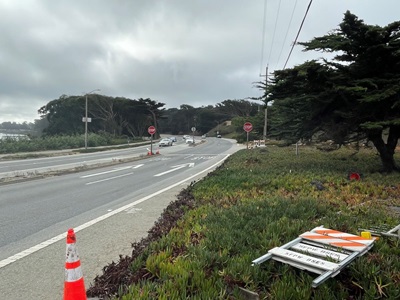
[191,127,196,144]
[243,122,253,149]
[148,126,156,154]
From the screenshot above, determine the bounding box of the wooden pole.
[263,66,268,140]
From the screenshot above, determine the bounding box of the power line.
[283,0,314,70]
[259,0,268,76]
[276,0,299,69]
[266,0,282,66]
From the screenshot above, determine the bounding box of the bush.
[0,133,141,154]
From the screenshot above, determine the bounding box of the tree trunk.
[369,126,400,173]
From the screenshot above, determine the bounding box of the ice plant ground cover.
[88,145,400,299]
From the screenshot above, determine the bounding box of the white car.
[159,138,172,147]
[185,137,194,144]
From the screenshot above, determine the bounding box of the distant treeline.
[35,94,261,138]
[0,121,33,130]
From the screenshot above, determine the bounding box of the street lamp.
[84,89,100,149]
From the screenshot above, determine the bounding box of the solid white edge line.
[0,154,230,269]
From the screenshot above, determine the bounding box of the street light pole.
[84,89,100,149]
[85,94,88,149]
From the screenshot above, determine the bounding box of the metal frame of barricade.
[252,226,375,288]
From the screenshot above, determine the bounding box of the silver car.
[185,137,194,144]
[159,138,172,147]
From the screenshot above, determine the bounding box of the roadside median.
[0,151,154,185]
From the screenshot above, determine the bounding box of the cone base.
[64,278,87,300]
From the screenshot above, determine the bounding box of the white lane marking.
[80,164,143,178]
[0,154,230,269]
[86,173,133,185]
[154,166,185,176]
[154,163,195,177]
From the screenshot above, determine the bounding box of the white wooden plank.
[291,243,349,262]
[268,247,339,271]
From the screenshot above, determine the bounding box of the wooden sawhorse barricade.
[252,226,375,288]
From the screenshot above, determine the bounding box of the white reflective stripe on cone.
[66,244,80,263]
[65,266,83,282]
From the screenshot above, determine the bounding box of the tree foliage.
[265,11,400,172]
[38,94,258,139]
[215,99,259,117]
[158,100,259,136]
[38,94,166,138]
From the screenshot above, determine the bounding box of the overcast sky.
[0,0,399,123]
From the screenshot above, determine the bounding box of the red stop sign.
[243,122,253,132]
[148,126,156,135]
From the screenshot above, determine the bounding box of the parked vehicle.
[159,138,172,147]
[169,136,177,142]
[183,135,191,140]
[217,134,222,138]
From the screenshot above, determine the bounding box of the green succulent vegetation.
[90,145,400,299]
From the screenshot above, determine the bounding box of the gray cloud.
[0,0,399,123]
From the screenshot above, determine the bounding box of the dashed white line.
[85,172,133,185]
[80,165,143,178]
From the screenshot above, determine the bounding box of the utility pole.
[263,66,268,141]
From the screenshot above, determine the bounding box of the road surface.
[0,137,244,299]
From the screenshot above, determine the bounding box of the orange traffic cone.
[64,228,87,300]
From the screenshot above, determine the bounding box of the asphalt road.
[0,137,244,299]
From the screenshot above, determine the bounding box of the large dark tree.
[38,95,166,138]
[137,98,166,139]
[38,95,84,135]
[266,11,400,172]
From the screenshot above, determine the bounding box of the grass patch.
[88,146,400,299]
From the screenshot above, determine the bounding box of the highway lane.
[0,137,235,262]
[0,141,154,174]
